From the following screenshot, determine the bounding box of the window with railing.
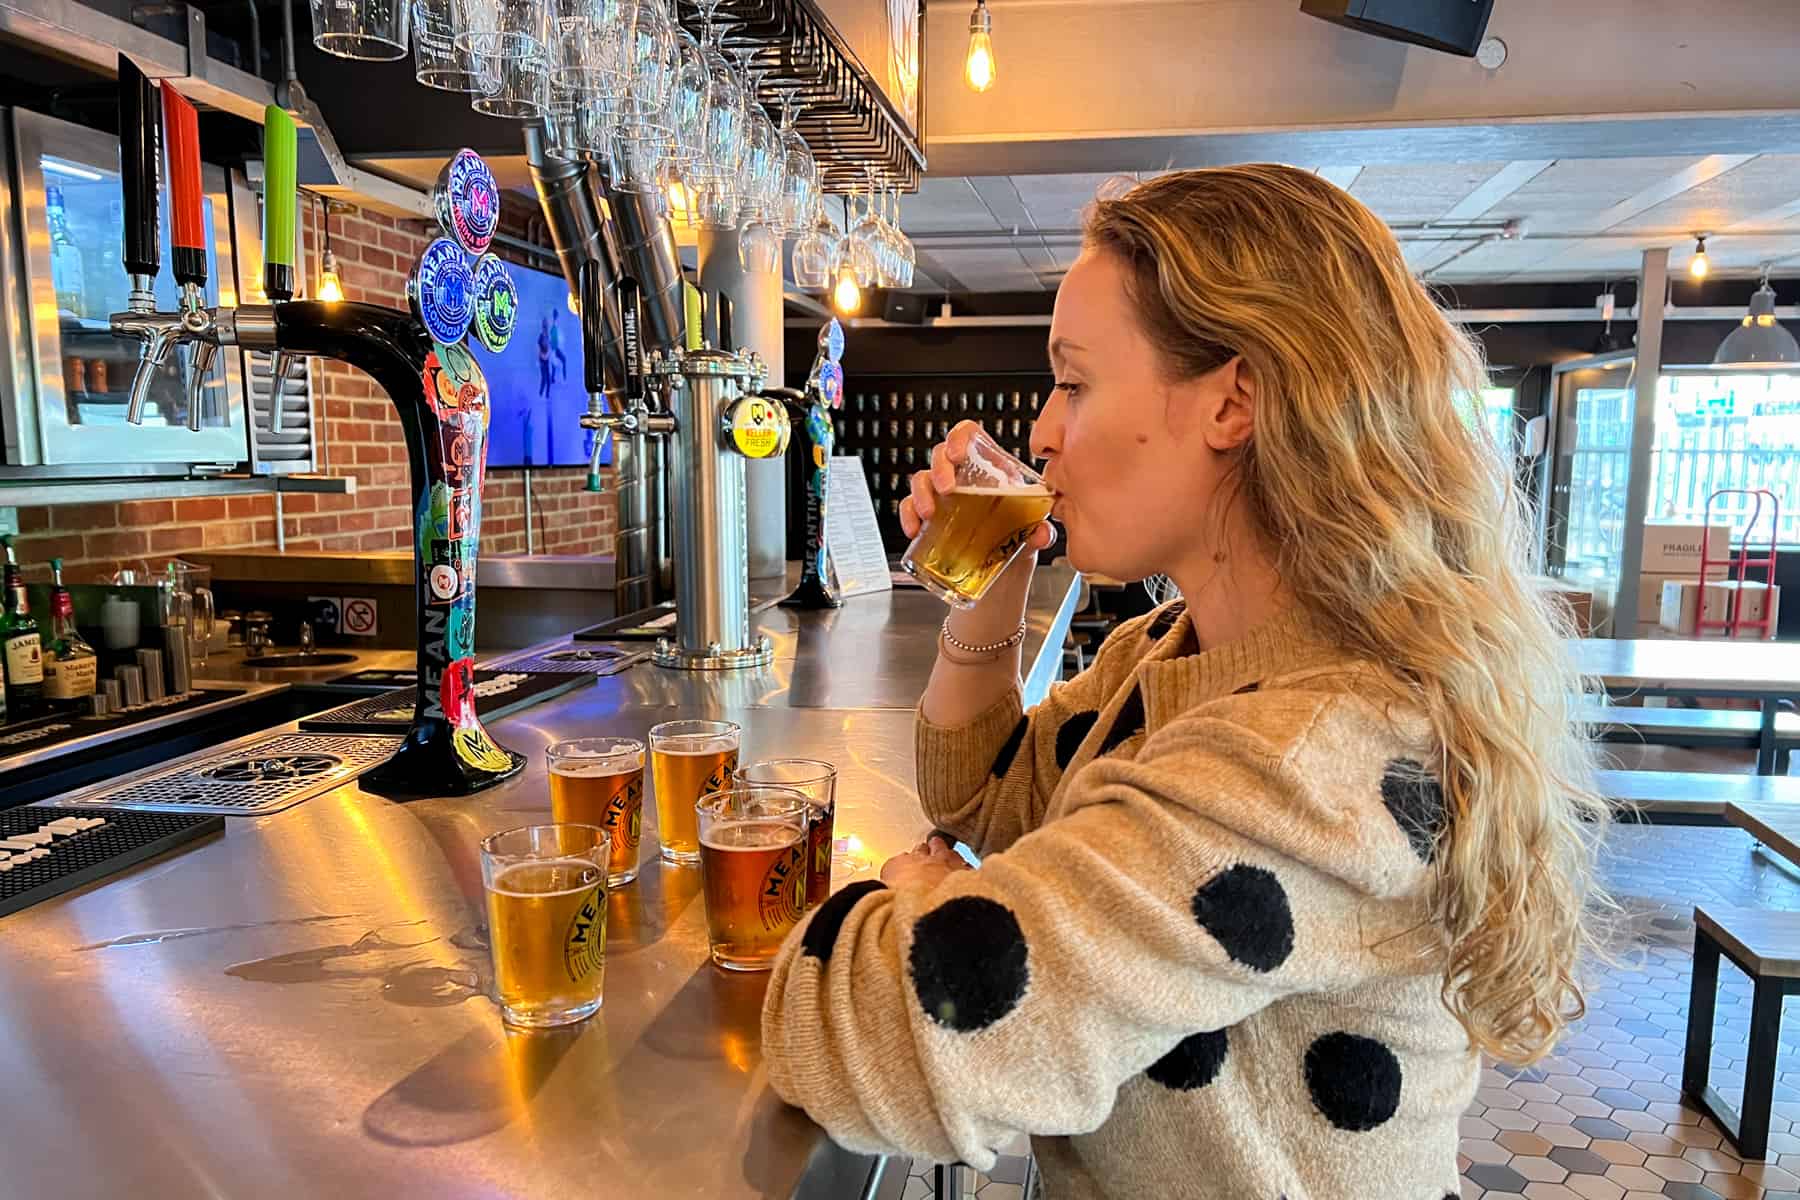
[1558,371,1800,580]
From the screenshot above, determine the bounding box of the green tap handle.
[261,104,297,302]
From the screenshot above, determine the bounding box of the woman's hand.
[879,834,972,890]
[899,420,1056,553]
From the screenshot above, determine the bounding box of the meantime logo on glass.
[562,885,605,983]
[759,844,806,932]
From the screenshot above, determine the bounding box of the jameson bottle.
[43,557,97,710]
[0,535,45,721]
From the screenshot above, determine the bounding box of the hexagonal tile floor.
[894,821,1800,1200]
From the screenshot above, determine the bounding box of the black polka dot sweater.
[760,600,1478,1200]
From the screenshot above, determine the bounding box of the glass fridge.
[1,106,247,470]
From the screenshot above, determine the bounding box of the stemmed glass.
[774,90,818,233]
[692,4,748,190]
[729,46,782,217]
[668,26,709,168]
[791,195,837,288]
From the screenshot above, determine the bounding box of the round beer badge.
[470,254,517,352]
[823,317,845,363]
[434,149,499,255]
[411,238,474,346]
[818,361,844,408]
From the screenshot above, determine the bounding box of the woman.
[761,164,1607,1199]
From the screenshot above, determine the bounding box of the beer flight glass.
[649,719,740,866]
[480,824,609,1027]
[735,758,836,909]
[696,785,810,971]
[900,428,1054,609]
[547,737,644,888]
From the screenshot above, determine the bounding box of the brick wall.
[12,203,616,578]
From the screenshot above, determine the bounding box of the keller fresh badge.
[727,395,790,460]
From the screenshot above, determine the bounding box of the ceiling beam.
[1579,154,1757,233]
[1438,160,1556,223]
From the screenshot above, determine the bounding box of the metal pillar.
[1612,248,1668,634]
[698,226,787,582]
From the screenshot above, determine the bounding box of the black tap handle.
[717,291,734,353]
[117,54,162,281]
[579,260,606,395]
[618,275,644,404]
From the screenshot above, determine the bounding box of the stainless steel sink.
[240,652,359,668]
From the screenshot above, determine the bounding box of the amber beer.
[736,758,837,910]
[548,738,644,887]
[903,484,1054,609]
[650,720,741,866]
[697,787,809,971]
[480,824,609,1027]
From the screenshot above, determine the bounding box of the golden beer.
[699,819,808,971]
[902,484,1054,609]
[548,738,644,888]
[737,758,837,910]
[484,854,608,1027]
[650,720,741,866]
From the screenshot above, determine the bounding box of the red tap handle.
[162,83,206,289]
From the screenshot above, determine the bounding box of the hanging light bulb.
[965,0,995,93]
[832,264,861,315]
[314,194,344,302]
[1689,234,1710,280]
[316,249,344,303]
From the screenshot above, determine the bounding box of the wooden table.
[1727,801,1800,865]
[1571,639,1800,775]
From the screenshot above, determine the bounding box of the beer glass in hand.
[649,719,741,866]
[697,785,810,971]
[548,737,644,888]
[900,424,1054,609]
[480,823,609,1027]
[736,758,837,910]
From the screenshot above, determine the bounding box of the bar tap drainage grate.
[61,733,404,816]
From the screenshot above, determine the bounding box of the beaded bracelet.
[938,617,1028,664]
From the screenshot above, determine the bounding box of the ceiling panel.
[1348,162,1508,224]
[897,178,1001,233]
[1490,156,1702,232]
[1009,173,1129,230]
[921,247,1049,291]
[1608,154,1800,235]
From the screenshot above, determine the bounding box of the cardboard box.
[1637,568,1727,620]
[1658,579,1780,638]
[1641,521,1732,574]
[1537,578,1595,635]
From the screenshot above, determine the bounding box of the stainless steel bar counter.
[0,568,1080,1199]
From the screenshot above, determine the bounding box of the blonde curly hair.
[1085,164,1609,1065]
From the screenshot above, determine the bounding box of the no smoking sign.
[342,596,379,638]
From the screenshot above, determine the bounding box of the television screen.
[473,262,611,470]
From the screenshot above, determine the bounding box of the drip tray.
[495,647,649,676]
[60,732,405,817]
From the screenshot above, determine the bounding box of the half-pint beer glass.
[900,427,1052,608]
[735,758,837,910]
[650,719,740,866]
[696,785,809,971]
[480,823,609,1027]
[548,737,644,887]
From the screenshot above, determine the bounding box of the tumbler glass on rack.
[541,85,582,160]
[615,0,677,122]
[615,126,674,194]
[698,184,740,231]
[455,0,543,58]
[549,0,629,94]
[791,201,835,289]
[312,0,408,59]
[472,50,549,119]
[414,0,480,89]
[739,211,781,274]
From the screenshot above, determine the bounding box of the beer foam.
[491,858,604,896]
[948,483,1052,497]
[701,819,806,851]
[553,755,642,777]
[659,734,739,756]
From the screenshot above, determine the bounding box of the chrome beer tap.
[579,269,672,494]
[109,56,231,432]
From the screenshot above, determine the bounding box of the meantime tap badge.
[471,254,518,353]
[411,238,475,346]
[436,148,499,255]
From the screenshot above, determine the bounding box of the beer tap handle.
[260,104,298,430]
[618,276,644,406]
[579,260,607,396]
[117,55,162,303]
[162,84,206,297]
[717,291,734,353]
[188,341,218,430]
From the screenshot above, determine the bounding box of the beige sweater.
[762,601,1478,1200]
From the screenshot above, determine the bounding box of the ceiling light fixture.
[831,264,861,315]
[1688,234,1710,280]
[965,0,995,93]
[1714,267,1800,369]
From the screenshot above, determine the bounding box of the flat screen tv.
[473,262,611,470]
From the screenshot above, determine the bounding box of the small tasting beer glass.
[649,719,741,866]
[696,785,810,971]
[901,427,1053,609]
[480,823,609,1027]
[547,737,644,888]
[736,758,837,910]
